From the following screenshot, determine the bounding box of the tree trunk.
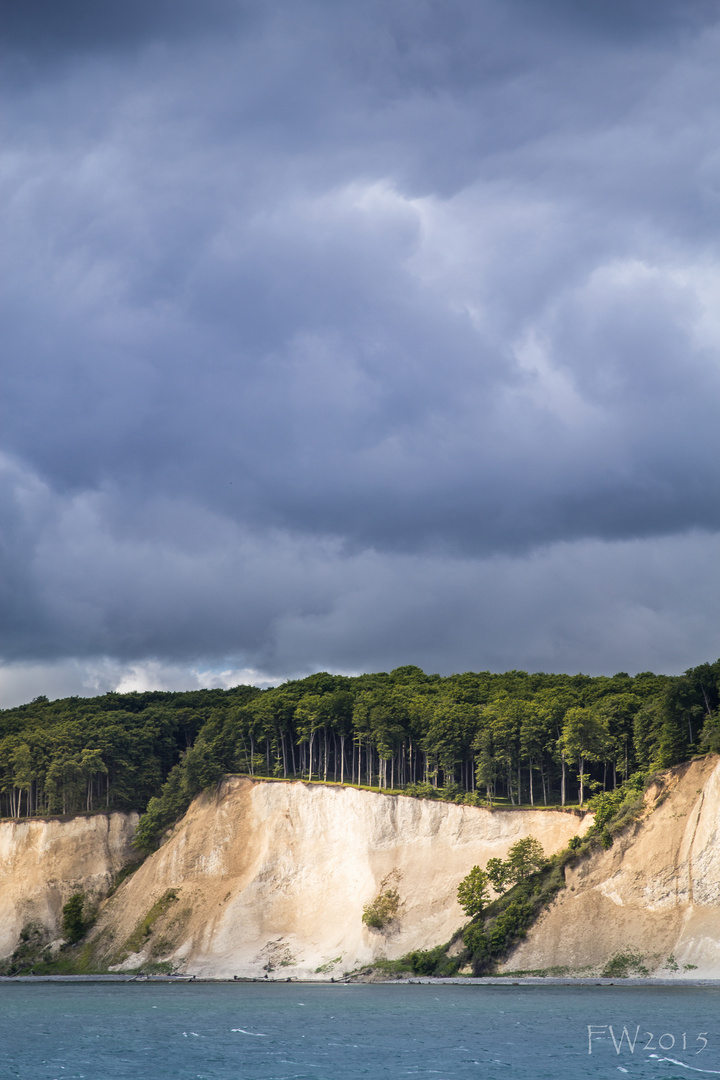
[561,751,566,807]
[579,755,584,807]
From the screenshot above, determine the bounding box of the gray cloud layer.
[2,0,720,702]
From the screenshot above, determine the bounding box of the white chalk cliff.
[502,756,720,978]
[10,763,720,980]
[88,778,589,978]
[0,812,138,957]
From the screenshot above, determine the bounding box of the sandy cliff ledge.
[90,778,591,978]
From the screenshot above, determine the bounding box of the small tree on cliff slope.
[457,866,490,918]
[505,836,546,883]
[486,856,511,894]
[62,894,86,944]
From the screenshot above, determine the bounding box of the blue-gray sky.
[2,0,720,705]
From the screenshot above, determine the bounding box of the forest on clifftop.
[1,661,720,848]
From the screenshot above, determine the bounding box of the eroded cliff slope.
[502,755,720,977]
[89,779,589,978]
[0,813,138,957]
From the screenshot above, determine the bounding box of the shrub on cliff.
[362,887,401,930]
[62,894,87,944]
[405,945,458,977]
[457,866,490,917]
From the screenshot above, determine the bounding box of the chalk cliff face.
[503,756,720,978]
[9,766,720,979]
[0,813,138,957]
[89,779,590,978]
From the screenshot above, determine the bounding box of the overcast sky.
[2,0,720,706]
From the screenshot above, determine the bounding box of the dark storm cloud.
[2,0,720,691]
[0,0,241,56]
[515,0,719,40]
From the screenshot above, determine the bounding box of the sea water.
[1,982,719,1079]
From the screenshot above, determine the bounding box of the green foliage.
[506,837,546,882]
[1,660,713,838]
[462,922,490,962]
[560,707,611,805]
[586,772,647,843]
[486,857,511,893]
[457,866,490,917]
[314,956,343,974]
[479,838,546,902]
[403,946,459,977]
[0,685,259,821]
[461,870,560,976]
[700,711,720,754]
[664,662,720,761]
[601,951,649,978]
[0,923,49,975]
[116,889,179,959]
[362,887,401,930]
[486,899,534,953]
[455,837,568,974]
[419,768,670,980]
[62,894,87,944]
[403,782,441,800]
[132,759,202,853]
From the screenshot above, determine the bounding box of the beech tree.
[457,866,490,918]
[560,707,610,807]
[505,836,546,882]
[486,857,511,894]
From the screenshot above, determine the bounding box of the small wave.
[649,1055,720,1075]
[231,1028,268,1036]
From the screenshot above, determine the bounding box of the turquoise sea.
[1,982,719,1079]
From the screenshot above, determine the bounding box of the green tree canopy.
[505,837,546,883]
[457,865,490,918]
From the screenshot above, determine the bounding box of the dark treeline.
[0,686,257,820]
[2,662,720,842]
